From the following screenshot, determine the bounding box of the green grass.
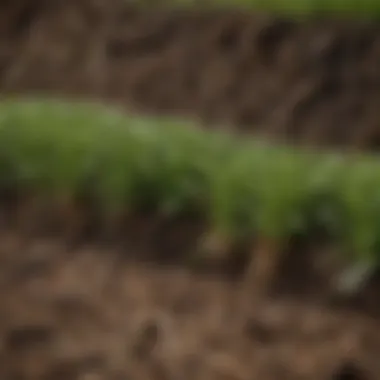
[129,0,380,19]
[2,98,380,281]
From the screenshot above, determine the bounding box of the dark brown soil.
[3,1,380,150]
[0,202,378,380]
[2,1,380,379]
[0,229,380,380]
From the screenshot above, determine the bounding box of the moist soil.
[1,1,380,379]
[0,205,379,380]
[0,227,380,380]
[2,1,380,150]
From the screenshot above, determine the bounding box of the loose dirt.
[0,205,379,380]
[0,229,379,380]
[2,1,380,379]
[2,1,380,150]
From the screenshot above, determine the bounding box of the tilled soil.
[2,1,380,379]
[0,203,379,380]
[3,1,380,149]
[0,230,380,380]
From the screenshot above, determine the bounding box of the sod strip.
[128,0,380,19]
[1,98,380,282]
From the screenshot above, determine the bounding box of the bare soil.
[0,204,378,380]
[3,1,380,150]
[1,1,380,379]
[0,228,379,380]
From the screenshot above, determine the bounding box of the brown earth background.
[1,0,380,379]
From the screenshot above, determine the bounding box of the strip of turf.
[1,98,380,284]
[129,0,380,19]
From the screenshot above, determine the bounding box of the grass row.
[1,98,380,275]
[130,0,380,19]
